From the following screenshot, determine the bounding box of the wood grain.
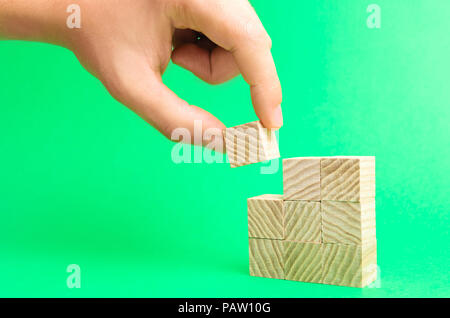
[322,199,376,244]
[361,240,378,287]
[284,241,322,283]
[245,156,377,287]
[248,194,284,240]
[249,238,284,279]
[360,198,376,243]
[224,121,280,168]
[322,200,360,244]
[321,157,375,201]
[322,242,377,288]
[322,243,362,287]
[283,157,321,200]
[360,157,376,199]
[284,201,321,243]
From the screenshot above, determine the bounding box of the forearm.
[0,0,73,47]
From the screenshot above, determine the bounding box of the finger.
[167,0,283,128]
[233,44,283,129]
[172,43,239,84]
[106,66,225,148]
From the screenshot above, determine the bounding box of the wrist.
[0,0,76,48]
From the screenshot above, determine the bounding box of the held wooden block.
[322,242,377,288]
[249,238,284,280]
[283,157,321,200]
[284,241,322,283]
[224,121,280,168]
[321,156,375,201]
[284,201,321,243]
[248,194,284,240]
[322,199,376,245]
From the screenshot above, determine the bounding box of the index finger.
[167,0,283,128]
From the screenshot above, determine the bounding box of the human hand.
[1,0,283,146]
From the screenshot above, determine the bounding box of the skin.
[0,0,283,147]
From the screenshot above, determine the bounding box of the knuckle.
[209,80,222,85]
[269,81,283,104]
[163,0,182,18]
[238,20,272,48]
[98,62,131,102]
[170,0,187,12]
[103,78,125,102]
[103,73,130,104]
[205,75,223,85]
[167,0,194,21]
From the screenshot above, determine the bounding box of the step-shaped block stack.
[248,156,377,288]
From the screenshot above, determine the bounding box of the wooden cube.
[322,198,376,245]
[284,241,322,283]
[322,242,377,288]
[249,238,284,279]
[284,201,321,243]
[247,194,284,240]
[224,121,280,168]
[283,157,321,200]
[321,156,375,201]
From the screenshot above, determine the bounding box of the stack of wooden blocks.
[223,121,377,287]
[248,156,377,287]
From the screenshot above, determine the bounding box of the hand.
[0,0,283,146]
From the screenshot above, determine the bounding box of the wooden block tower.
[247,156,377,288]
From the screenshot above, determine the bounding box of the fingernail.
[272,104,283,128]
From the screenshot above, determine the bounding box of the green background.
[0,0,449,297]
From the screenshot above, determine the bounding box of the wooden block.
[322,242,377,288]
[321,156,375,201]
[284,241,322,283]
[249,238,284,279]
[247,194,284,240]
[283,157,321,200]
[361,241,378,287]
[224,121,280,168]
[322,198,376,244]
[284,201,321,243]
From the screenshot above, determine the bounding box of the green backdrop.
[0,0,448,297]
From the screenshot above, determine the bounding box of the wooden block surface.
[248,194,284,240]
[284,201,321,243]
[322,199,376,244]
[322,243,361,287]
[224,121,280,168]
[361,240,378,287]
[249,238,284,279]
[321,156,375,201]
[322,242,377,288]
[284,241,322,283]
[283,157,321,200]
[361,199,376,244]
